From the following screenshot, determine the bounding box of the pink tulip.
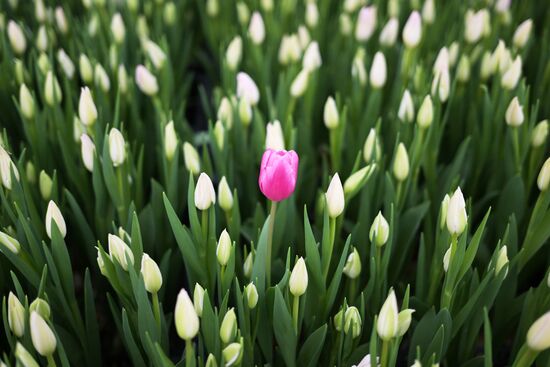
[258,149,299,202]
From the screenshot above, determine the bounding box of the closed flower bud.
[393,143,410,181]
[379,18,399,47]
[446,187,467,236]
[0,147,19,190]
[457,55,471,82]
[243,252,253,278]
[94,63,110,92]
[111,13,125,44]
[344,306,362,338]
[238,98,252,127]
[141,253,163,293]
[339,14,352,36]
[370,211,389,247]
[480,51,494,80]
[236,72,259,105]
[435,68,450,102]
[223,342,243,367]
[108,128,126,167]
[80,134,95,172]
[30,298,50,320]
[298,26,311,49]
[417,95,433,128]
[397,309,415,336]
[302,41,322,71]
[326,173,345,218]
[443,245,451,272]
[289,257,308,297]
[36,26,48,52]
[344,166,373,196]
[226,36,242,71]
[30,312,56,356]
[363,129,381,162]
[218,97,234,128]
[217,229,232,266]
[45,201,66,239]
[218,177,234,211]
[323,96,339,129]
[352,49,367,86]
[505,97,524,127]
[398,89,415,123]
[175,289,200,340]
[44,71,62,106]
[26,162,36,184]
[15,59,25,85]
[205,354,218,367]
[79,54,94,83]
[220,308,237,343]
[266,120,285,150]
[449,42,460,67]
[135,65,158,96]
[183,142,201,175]
[465,9,485,44]
[35,0,46,23]
[343,247,362,279]
[306,3,319,27]
[513,19,532,49]
[334,308,344,331]
[279,34,301,65]
[145,40,167,70]
[236,2,250,25]
[403,11,422,48]
[527,311,550,351]
[118,64,128,94]
[261,0,273,12]
[206,0,219,16]
[501,56,522,90]
[195,172,216,210]
[15,343,38,367]
[370,52,387,89]
[245,283,258,308]
[19,84,34,119]
[164,2,177,24]
[495,246,508,276]
[39,170,52,200]
[440,194,450,229]
[537,158,550,191]
[8,21,26,55]
[108,233,134,270]
[164,121,178,160]
[8,292,25,337]
[79,87,97,126]
[57,49,75,80]
[377,290,399,341]
[248,12,265,45]
[214,120,225,149]
[290,69,310,97]
[193,284,205,317]
[532,120,548,148]
[422,0,435,24]
[0,231,21,254]
[355,6,377,41]
[55,7,68,34]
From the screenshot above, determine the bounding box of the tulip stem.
[202,209,209,244]
[266,201,277,286]
[380,340,390,367]
[47,355,57,367]
[512,346,536,367]
[441,234,458,309]
[185,339,194,367]
[512,128,522,174]
[292,295,300,334]
[152,292,161,331]
[323,218,337,279]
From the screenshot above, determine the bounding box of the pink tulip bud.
[258,149,299,202]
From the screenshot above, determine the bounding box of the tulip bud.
[206,0,219,16]
[78,87,97,126]
[108,128,126,167]
[305,3,319,27]
[30,312,57,356]
[403,11,422,48]
[236,2,250,25]
[135,65,159,96]
[145,40,167,70]
[45,201,66,239]
[220,308,237,344]
[248,12,265,45]
[164,121,178,160]
[44,71,62,106]
[266,120,285,150]
[39,170,52,200]
[245,283,258,308]
[0,147,19,190]
[226,36,243,71]
[15,59,25,85]
[334,308,344,331]
[443,246,451,272]
[343,247,362,279]
[279,34,301,65]
[214,120,225,149]
[218,97,234,128]
[377,290,399,341]
[537,158,550,191]
[15,343,39,367]
[417,95,433,128]
[217,229,232,266]
[55,7,68,34]
[339,14,352,36]
[434,68,450,102]
[446,187,467,236]
[344,306,362,338]
[505,97,524,127]
[532,120,549,148]
[398,89,415,123]
[79,134,95,172]
[243,252,253,278]
[465,9,485,44]
[355,6,377,41]
[94,63,110,92]
[38,55,51,77]
[175,289,200,340]
[236,72,259,105]
[8,21,26,55]
[302,41,322,71]
[218,177,234,211]
[164,2,177,24]
[501,56,522,90]
[30,298,50,320]
[290,69,310,98]
[223,342,243,366]
[422,0,435,24]
[379,18,399,47]
[363,129,381,162]
[193,284,205,317]
[397,309,415,336]
[8,292,25,337]
[370,52,387,89]
[440,194,450,229]
[141,253,163,293]
[205,354,218,367]
[495,246,509,276]
[0,231,21,254]
[238,98,252,127]
[289,257,308,297]
[183,142,201,175]
[326,173,345,218]
[57,49,75,80]
[35,0,46,23]
[195,172,216,210]
[352,49,367,86]
[480,51,494,80]
[111,13,126,44]
[108,233,134,270]
[298,26,311,49]
[323,96,339,129]
[457,55,471,82]
[36,26,48,52]
[527,311,550,351]
[344,166,373,196]
[449,42,460,67]
[118,64,128,94]
[513,19,532,49]
[19,84,34,120]
[393,143,410,181]
[79,54,94,84]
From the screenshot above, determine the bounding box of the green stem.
[323,217,337,279]
[292,295,300,334]
[381,340,390,367]
[201,209,209,245]
[513,346,537,367]
[185,339,194,367]
[47,355,57,367]
[116,167,126,223]
[266,201,277,286]
[441,235,458,309]
[512,128,522,174]
[152,292,161,331]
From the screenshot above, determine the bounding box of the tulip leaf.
[297,324,327,367]
[272,286,296,367]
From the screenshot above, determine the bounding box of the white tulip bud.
[217,229,232,266]
[164,2,177,24]
[344,306,362,338]
[15,59,25,85]
[343,0,361,12]
[432,68,450,102]
[118,64,128,94]
[465,9,484,44]
[398,89,415,123]
[141,253,163,293]
[290,69,310,98]
[57,49,75,80]
[480,51,494,80]
[195,172,216,210]
[30,311,57,356]
[135,65,159,96]
[363,129,381,163]
[15,343,39,367]
[379,18,399,47]
[8,292,25,337]
[39,170,52,200]
[218,97,234,128]
[145,40,167,70]
[422,0,435,24]
[111,13,126,44]
[279,34,302,65]
[94,63,110,92]
[245,283,258,308]
[495,246,509,276]
[79,54,93,84]
[248,12,265,45]
[35,0,46,23]
[443,245,451,272]
[0,231,21,254]
[306,3,319,28]
[344,165,373,196]
[36,26,48,52]
[393,143,410,181]
[457,55,471,82]
[505,97,524,127]
[266,120,285,150]
[55,7,68,34]
[377,290,399,341]
[440,194,450,229]
[527,311,550,351]
[206,0,219,16]
[326,173,345,218]
[223,342,243,366]
[355,6,377,41]
[8,21,26,55]
[501,56,522,90]
[193,284,205,317]
[298,26,311,49]
[343,247,362,279]
[323,96,339,129]
[417,95,433,128]
[492,40,511,75]
[236,2,250,26]
[236,72,260,106]
[403,11,422,48]
[532,120,548,148]
[108,233,134,270]
[26,161,36,184]
[30,298,50,321]
[238,98,252,127]
[289,257,308,297]
[352,49,367,85]
[218,177,234,211]
[339,14,352,36]
[243,252,253,278]
[537,158,550,191]
[44,71,62,105]
[45,201,66,239]
[19,84,34,119]
[164,121,178,160]
[108,128,126,167]
[78,87,97,126]
[214,120,225,149]
[397,309,415,336]
[0,147,19,190]
[370,211,389,247]
[226,36,243,71]
[302,41,322,71]
[370,52,387,89]
[513,19,532,49]
[448,42,459,67]
[175,289,200,340]
[80,134,95,172]
[220,308,237,344]
[261,0,273,12]
[183,142,201,175]
[446,187,467,236]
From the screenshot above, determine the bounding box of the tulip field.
[2,0,550,366]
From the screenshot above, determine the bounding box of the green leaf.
[297,324,327,367]
[272,287,296,367]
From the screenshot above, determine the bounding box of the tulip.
[218,177,234,211]
[205,354,218,367]
[324,97,339,129]
[79,87,98,126]
[217,229,232,266]
[236,2,250,25]
[144,40,167,70]
[30,298,50,320]
[298,26,311,49]
[7,21,26,55]
[8,292,25,337]
[164,121,178,160]
[279,34,301,65]
[109,128,126,167]
[531,120,548,148]
[111,13,126,44]
[223,342,243,366]
[344,306,362,338]
[45,201,66,239]
[527,311,550,351]
[344,165,374,197]
[379,18,399,47]
[183,142,201,175]
[0,147,19,190]
[141,253,163,293]
[0,231,21,254]
[398,89,415,123]
[393,143,410,181]
[174,289,200,340]
[164,3,177,24]
[258,149,299,202]
[218,97,234,128]
[403,11,422,48]
[248,12,265,45]
[289,257,308,297]
[422,0,435,23]
[495,246,509,276]
[44,71,62,106]
[57,49,75,79]
[94,63,110,92]
[79,54,94,83]
[457,55,471,82]
[302,41,322,71]
[206,0,219,16]
[220,308,237,344]
[236,72,259,105]
[245,283,258,308]
[440,194,450,229]
[363,129,381,162]
[446,187,467,236]
[55,7,68,34]
[214,120,225,149]
[505,97,524,127]
[243,252,253,278]
[370,211,389,247]
[39,170,52,200]
[118,64,128,94]
[417,95,434,128]
[443,245,451,272]
[80,134,96,172]
[377,290,399,340]
[193,284,205,317]
[397,309,415,336]
[36,26,48,52]
[355,6,377,41]
[108,233,134,270]
[195,173,216,210]
[306,3,319,28]
[352,49,367,86]
[513,19,532,49]
[15,343,39,367]
[326,173,345,218]
[135,65,159,96]
[290,69,310,98]
[340,14,352,36]
[370,52,387,89]
[537,158,550,191]
[19,84,34,120]
[226,36,243,71]
[30,312,57,356]
[343,247,362,279]
[238,98,252,127]
[464,9,485,44]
